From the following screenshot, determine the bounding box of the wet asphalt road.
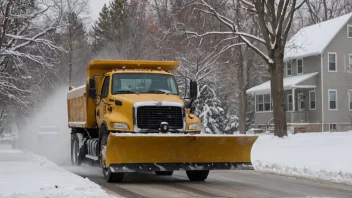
[77,169,352,198]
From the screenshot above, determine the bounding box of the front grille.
[136,106,183,129]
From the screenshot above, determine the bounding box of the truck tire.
[103,166,124,183]
[100,125,124,183]
[186,170,209,181]
[155,171,174,176]
[71,132,84,166]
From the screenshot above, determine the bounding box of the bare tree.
[186,0,305,137]
[50,0,90,86]
[0,0,64,135]
[305,0,352,24]
[0,0,63,104]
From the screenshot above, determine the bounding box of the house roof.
[284,13,352,60]
[246,72,318,94]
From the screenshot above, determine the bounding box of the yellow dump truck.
[67,60,257,183]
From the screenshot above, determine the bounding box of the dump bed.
[67,85,88,128]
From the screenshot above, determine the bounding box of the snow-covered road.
[78,169,352,197]
[75,132,352,197]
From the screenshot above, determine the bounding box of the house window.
[256,95,264,112]
[328,53,337,72]
[287,94,293,111]
[264,94,271,111]
[256,94,271,112]
[329,124,337,132]
[286,62,292,76]
[309,90,316,110]
[348,24,352,38]
[349,54,352,69]
[297,59,303,74]
[349,90,352,111]
[328,89,337,110]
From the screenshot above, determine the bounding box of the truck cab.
[90,66,201,134]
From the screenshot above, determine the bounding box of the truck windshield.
[112,73,178,95]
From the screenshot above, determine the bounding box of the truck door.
[97,76,110,127]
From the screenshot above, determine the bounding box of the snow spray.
[18,87,71,165]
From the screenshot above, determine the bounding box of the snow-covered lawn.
[251,132,352,185]
[0,144,114,198]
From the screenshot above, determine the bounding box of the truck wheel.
[103,166,124,183]
[71,133,83,166]
[155,171,174,176]
[100,126,124,183]
[186,170,209,181]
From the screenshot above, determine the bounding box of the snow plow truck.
[67,60,257,183]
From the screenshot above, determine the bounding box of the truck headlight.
[113,123,129,130]
[189,123,199,130]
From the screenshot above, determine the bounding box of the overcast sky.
[90,0,111,22]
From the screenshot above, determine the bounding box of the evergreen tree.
[224,111,239,134]
[92,4,112,51]
[65,12,87,85]
[109,0,127,29]
[92,0,149,59]
[195,85,227,134]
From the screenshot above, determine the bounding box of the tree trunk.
[68,25,73,86]
[238,47,246,134]
[270,48,287,137]
[0,1,12,49]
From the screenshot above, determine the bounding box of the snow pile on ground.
[0,145,114,198]
[251,132,352,185]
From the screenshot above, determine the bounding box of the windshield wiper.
[148,89,169,94]
[114,90,139,94]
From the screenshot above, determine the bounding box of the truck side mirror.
[89,78,96,99]
[190,80,198,99]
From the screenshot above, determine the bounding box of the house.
[247,13,352,133]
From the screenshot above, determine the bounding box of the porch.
[247,72,319,127]
[288,111,310,123]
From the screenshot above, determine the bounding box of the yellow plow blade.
[105,134,257,172]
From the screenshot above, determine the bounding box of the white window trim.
[328,89,338,110]
[349,89,352,111]
[309,90,316,110]
[287,94,293,112]
[255,94,264,113]
[255,93,257,112]
[329,124,337,132]
[349,54,352,69]
[255,93,273,113]
[297,59,303,74]
[286,62,292,76]
[328,52,337,72]
[348,24,352,38]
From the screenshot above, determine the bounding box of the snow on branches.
[0,0,63,105]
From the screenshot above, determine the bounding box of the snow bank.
[0,146,114,198]
[252,132,352,185]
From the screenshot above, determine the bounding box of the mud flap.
[105,134,258,172]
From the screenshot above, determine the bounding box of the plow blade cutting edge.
[105,134,258,172]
